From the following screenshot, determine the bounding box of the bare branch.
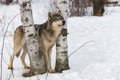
[0,12,20,80]
[69,40,96,57]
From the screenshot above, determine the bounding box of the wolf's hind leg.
[8,27,24,70]
[8,40,24,69]
[8,46,22,70]
[21,45,30,69]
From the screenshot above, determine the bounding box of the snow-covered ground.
[1,0,120,80]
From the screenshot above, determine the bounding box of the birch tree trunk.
[19,0,47,76]
[50,0,57,13]
[55,0,70,73]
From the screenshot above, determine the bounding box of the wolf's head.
[48,10,65,31]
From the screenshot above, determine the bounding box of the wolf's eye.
[59,16,63,20]
[56,17,62,20]
[59,17,62,19]
[54,18,59,21]
[56,17,59,20]
[57,17,60,20]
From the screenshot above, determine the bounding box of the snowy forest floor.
[1,1,120,80]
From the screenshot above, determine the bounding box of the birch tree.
[19,0,47,77]
[55,0,70,73]
[50,0,57,13]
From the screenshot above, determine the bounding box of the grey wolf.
[8,11,65,73]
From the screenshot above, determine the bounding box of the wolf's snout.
[63,21,65,25]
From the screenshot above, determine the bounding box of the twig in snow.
[45,72,49,80]
[5,44,11,57]
[0,12,20,80]
[2,55,9,66]
[7,70,14,80]
[0,19,2,26]
[68,40,96,57]
[36,75,40,80]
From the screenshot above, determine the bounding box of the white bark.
[19,0,46,75]
[55,0,70,72]
[50,0,57,13]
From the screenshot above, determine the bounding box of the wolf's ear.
[58,10,61,15]
[48,12,52,20]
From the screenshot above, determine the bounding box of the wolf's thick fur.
[8,11,65,73]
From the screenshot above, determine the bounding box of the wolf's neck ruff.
[37,21,63,42]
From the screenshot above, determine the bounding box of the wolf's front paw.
[48,69,55,73]
[22,70,34,77]
[8,66,13,70]
[24,66,30,69]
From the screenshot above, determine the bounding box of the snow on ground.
[68,11,120,80]
[1,1,120,80]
